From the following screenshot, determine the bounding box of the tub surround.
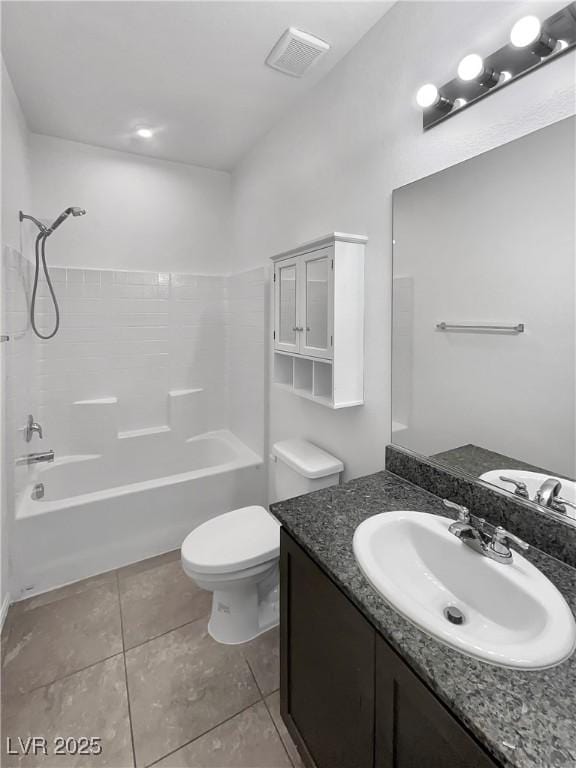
[270,470,576,768]
[387,445,576,569]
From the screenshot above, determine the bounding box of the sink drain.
[443,606,466,625]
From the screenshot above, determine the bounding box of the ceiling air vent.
[266,27,330,77]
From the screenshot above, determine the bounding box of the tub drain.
[443,606,465,625]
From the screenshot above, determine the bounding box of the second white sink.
[353,510,576,670]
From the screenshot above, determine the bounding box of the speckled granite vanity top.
[270,470,576,768]
[431,444,573,481]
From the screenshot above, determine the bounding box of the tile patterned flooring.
[1,550,303,768]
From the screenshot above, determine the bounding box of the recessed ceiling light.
[136,127,153,139]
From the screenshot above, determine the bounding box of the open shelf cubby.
[273,352,360,409]
[274,353,294,387]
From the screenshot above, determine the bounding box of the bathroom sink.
[480,470,576,519]
[353,510,576,669]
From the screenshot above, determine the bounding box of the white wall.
[231,0,576,482]
[29,134,232,273]
[226,267,267,457]
[393,118,575,477]
[1,59,33,618]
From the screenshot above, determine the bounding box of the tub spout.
[16,450,55,467]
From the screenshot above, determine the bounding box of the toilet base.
[207,565,279,645]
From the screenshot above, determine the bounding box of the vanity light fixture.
[417,1,576,130]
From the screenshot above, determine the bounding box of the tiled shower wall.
[3,249,38,500]
[36,268,228,452]
[4,260,266,461]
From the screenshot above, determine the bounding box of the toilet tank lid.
[272,439,344,479]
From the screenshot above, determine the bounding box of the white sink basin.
[480,470,576,519]
[353,510,576,669]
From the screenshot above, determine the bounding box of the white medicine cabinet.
[271,233,366,409]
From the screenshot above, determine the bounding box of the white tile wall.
[2,247,39,503]
[4,259,266,483]
[34,268,228,450]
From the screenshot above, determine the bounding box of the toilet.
[181,439,343,644]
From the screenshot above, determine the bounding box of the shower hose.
[30,231,60,340]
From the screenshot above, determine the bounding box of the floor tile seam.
[123,611,212,654]
[7,577,120,620]
[142,699,265,768]
[261,692,296,768]
[117,553,180,586]
[3,650,125,701]
[116,570,137,768]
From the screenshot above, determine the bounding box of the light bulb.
[415,83,453,116]
[510,16,541,48]
[416,84,440,108]
[510,15,556,56]
[457,54,501,87]
[457,54,484,81]
[136,127,153,139]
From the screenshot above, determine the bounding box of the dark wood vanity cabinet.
[280,529,499,768]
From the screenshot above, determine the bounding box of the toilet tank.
[270,439,344,503]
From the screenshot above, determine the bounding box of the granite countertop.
[431,444,573,481]
[270,470,576,768]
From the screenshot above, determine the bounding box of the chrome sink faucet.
[534,478,576,515]
[443,500,529,565]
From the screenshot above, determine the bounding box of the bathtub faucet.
[16,450,55,467]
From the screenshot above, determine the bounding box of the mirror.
[392,117,575,521]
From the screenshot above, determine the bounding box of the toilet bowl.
[182,439,343,645]
[181,506,280,644]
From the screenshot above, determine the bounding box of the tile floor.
[1,550,303,768]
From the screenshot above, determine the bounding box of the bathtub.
[13,430,264,599]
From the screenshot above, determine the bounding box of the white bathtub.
[13,430,264,599]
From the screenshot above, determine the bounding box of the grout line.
[244,656,266,700]
[123,611,212,655]
[5,651,125,700]
[143,700,262,768]
[116,571,137,768]
[262,690,296,768]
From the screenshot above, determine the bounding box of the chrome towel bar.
[436,322,524,333]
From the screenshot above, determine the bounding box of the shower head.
[46,206,86,235]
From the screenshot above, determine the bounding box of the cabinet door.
[299,248,333,359]
[274,257,300,353]
[280,530,375,768]
[375,636,497,768]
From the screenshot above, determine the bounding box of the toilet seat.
[181,505,280,575]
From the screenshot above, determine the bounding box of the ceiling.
[2,1,393,171]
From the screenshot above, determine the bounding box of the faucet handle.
[443,499,470,522]
[491,526,529,555]
[499,476,529,497]
[25,414,43,442]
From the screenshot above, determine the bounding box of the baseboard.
[0,592,11,633]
